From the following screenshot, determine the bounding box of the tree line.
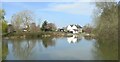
[0,10,57,36]
[93,1,119,42]
[1,1,119,38]
[92,1,119,59]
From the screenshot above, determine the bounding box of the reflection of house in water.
[67,35,82,43]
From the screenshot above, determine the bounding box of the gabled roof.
[70,25,73,27]
[75,25,82,28]
[68,24,82,28]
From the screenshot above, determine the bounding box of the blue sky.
[2,2,96,28]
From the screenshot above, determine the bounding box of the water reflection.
[94,38,118,60]
[2,35,118,60]
[0,37,2,61]
[2,38,56,60]
[67,35,82,43]
[41,37,56,48]
[84,36,94,40]
[11,39,36,60]
[2,40,8,60]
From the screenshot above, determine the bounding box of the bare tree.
[11,10,34,32]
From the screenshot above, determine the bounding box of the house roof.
[68,24,82,28]
[75,25,82,28]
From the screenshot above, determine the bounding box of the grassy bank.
[2,31,67,39]
[2,31,96,40]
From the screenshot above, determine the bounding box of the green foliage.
[2,41,8,60]
[41,20,48,31]
[2,20,8,33]
[93,2,118,59]
[41,20,57,31]
[0,9,8,34]
[93,2,118,41]
[0,9,5,20]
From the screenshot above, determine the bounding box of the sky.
[2,2,97,28]
[1,0,120,2]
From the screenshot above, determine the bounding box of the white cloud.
[39,2,95,16]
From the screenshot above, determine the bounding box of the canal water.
[2,35,118,60]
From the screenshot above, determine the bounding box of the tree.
[11,14,22,32]
[93,2,118,40]
[0,9,5,19]
[93,2,118,59]
[46,23,57,31]
[30,22,39,32]
[2,21,8,33]
[11,10,34,32]
[82,24,93,33]
[0,9,8,34]
[41,20,48,31]
[7,24,14,33]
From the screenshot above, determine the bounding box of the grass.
[2,31,67,39]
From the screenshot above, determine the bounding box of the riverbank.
[2,31,95,40]
[2,31,67,39]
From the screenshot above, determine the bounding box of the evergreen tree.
[41,20,48,31]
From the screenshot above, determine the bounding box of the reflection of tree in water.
[41,37,55,48]
[77,35,82,42]
[94,37,118,60]
[0,42,1,61]
[84,36,93,40]
[2,40,8,60]
[12,39,36,60]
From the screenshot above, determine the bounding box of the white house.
[67,24,82,34]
